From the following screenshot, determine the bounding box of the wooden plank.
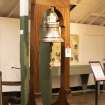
[30,3,52,105]
[30,1,70,105]
[2,81,21,86]
[35,0,69,7]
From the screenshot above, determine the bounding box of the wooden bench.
[0,71,21,105]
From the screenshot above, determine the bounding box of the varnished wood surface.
[35,92,105,105]
[1,81,21,86]
[35,0,70,7]
[30,3,48,94]
[30,1,70,105]
[3,91,105,105]
[30,1,70,94]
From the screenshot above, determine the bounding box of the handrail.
[2,81,21,86]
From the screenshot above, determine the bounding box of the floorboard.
[35,91,105,105]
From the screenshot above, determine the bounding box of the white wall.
[52,23,105,88]
[70,23,105,65]
[70,23,105,87]
[1,17,105,89]
[0,17,20,92]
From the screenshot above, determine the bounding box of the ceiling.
[0,0,105,26]
[71,0,105,26]
[0,0,19,18]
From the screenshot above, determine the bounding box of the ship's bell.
[42,6,64,43]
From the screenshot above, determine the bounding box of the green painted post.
[39,27,52,105]
[20,0,29,105]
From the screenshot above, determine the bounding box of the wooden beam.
[35,0,69,7]
[8,1,19,17]
[100,20,105,26]
[91,13,105,18]
[2,81,21,86]
[89,9,105,24]
[30,1,70,105]
[71,0,80,5]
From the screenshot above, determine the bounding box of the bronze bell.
[42,6,64,43]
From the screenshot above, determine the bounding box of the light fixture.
[42,6,64,43]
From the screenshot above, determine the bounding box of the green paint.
[39,28,52,105]
[20,16,30,105]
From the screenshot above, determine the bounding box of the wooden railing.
[0,71,21,105]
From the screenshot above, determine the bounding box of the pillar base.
[51,88,70,105]
[28,92,36,105]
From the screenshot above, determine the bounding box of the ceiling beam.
[71,0,80,5]
[91,13,105,18]
[8,1,19,17]
[100,21,105,26]
[80,14,90,23]
[78,0,105,24]
[89,9,105,24]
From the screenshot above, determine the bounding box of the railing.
[0,71,21,105]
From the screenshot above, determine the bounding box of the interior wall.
[1,17,105,89]
[70,23,105,65]
[0,17,20,92]
[70,23,105,87]
[52,23,105,88]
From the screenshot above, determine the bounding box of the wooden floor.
[2,91,105,105]
[68,92,105,105]
[35,91,105,105]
